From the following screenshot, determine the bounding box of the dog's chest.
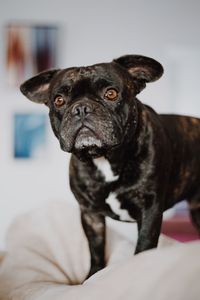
[93,157,135,222]
[93,157,119,182]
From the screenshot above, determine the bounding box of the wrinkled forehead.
[51,63,124,90]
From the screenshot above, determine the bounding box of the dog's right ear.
[20,69,60,104]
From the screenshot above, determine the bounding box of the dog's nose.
[71,103,93,118]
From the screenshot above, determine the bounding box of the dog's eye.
[104,88,119,101]
[54,96,65,108]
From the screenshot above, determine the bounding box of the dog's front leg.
[81,210,106,278]
[135,203,163,254]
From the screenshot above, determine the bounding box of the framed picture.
[13,113,47,159]
[6,23,58,87]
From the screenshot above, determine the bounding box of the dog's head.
[20,55,163,160]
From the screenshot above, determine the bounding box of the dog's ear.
[113,55,163,93]
[20,69,60,104]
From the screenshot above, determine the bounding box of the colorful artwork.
[14,113,47,159]
[6,23,58,87]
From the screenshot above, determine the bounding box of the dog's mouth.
[74,126,103,149]
[73,126,107,159]
[59,114,123,159]
[59,124,105,157]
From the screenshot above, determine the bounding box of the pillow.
[0,201,199,300]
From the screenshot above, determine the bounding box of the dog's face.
[20,55,163,159]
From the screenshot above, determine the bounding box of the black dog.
[20,55,200,277]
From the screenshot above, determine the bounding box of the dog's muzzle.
[58,100,123,158]
[59,101,103,153]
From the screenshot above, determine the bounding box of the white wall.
[0,0,200,249]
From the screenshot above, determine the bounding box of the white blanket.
[0,201,200,300]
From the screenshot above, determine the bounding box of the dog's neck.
[105,99,145,161]
[93,99,148,178]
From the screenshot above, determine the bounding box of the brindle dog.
[20,55,200,277]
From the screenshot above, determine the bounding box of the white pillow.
[0,201,199,300]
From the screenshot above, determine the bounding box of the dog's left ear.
[113,55,164,93]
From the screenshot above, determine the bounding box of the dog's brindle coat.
[20,55,200,277]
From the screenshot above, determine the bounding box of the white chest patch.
[106,192,135,222]
[93,157,119,182]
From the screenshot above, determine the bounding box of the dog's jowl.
[20,55,200,278]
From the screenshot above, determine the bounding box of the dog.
[20,55,200,278]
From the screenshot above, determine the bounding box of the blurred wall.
[0,0,200,249]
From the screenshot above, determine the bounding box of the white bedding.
[0,201,200,300]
